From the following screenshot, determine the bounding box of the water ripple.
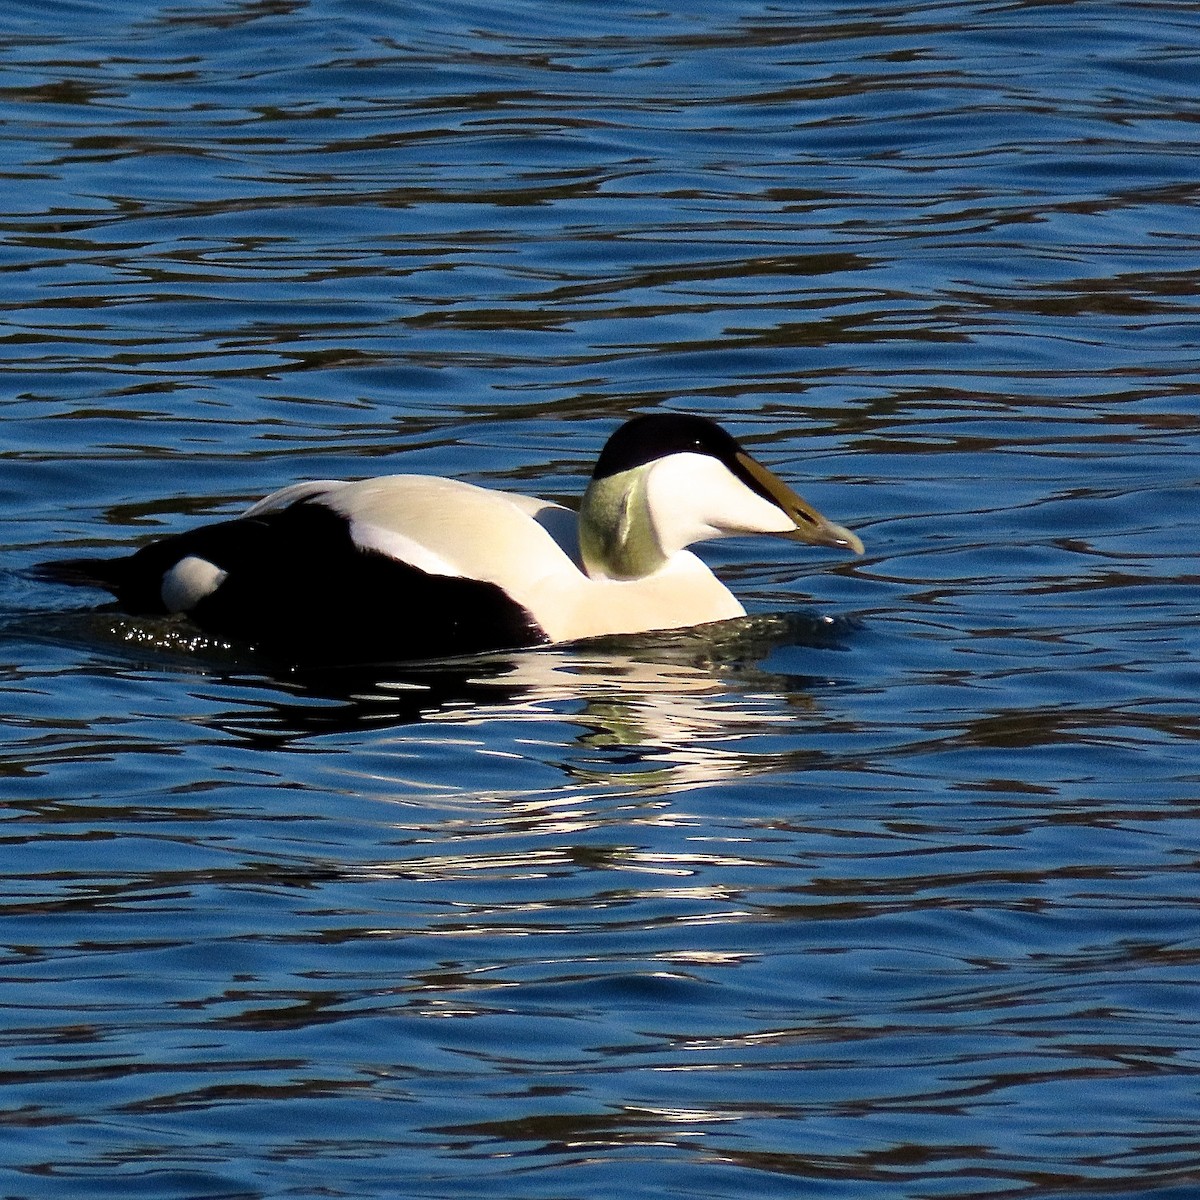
[2,0,1199,1197]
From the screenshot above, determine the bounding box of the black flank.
[38,500,548,666]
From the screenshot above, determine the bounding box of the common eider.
[37,414,863,666]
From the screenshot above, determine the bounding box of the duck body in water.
[37,414,863,666]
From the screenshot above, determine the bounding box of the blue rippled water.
[2,0,1199,1197]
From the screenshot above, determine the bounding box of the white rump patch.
[349,520,462,578]
[161,555,228,613]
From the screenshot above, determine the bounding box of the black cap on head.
[592,413,744,481]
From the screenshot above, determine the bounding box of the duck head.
[578,413,864,581]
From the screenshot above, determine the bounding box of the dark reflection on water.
[3,0,1200,1197]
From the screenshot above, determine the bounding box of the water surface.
[2,0,1199,1197]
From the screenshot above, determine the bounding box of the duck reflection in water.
[200,613,859,805]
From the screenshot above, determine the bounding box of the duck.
[37,413,863,666]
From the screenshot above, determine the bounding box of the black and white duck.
[38,413,863,665]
